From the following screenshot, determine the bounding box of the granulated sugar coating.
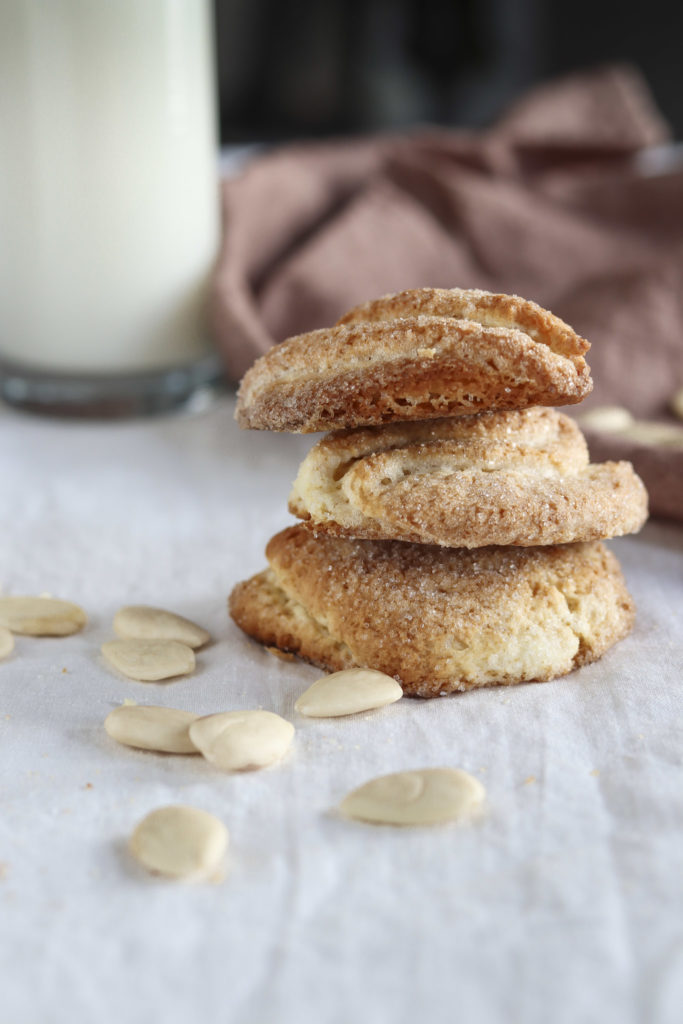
[229,525,635,698]
[337,288,589,361]
[289,407,647,547]
[236,287,592,434]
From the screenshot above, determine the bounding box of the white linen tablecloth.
[1,394,681,1024]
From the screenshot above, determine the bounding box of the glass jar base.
[0,354,225,419]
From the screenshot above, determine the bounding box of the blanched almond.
[104,705,199,753]
[129,805,228,881]
[0,596,86,636]
[0,627,14,659]
[670,387,683,421]
[113,605,209,649]
[577,406,633,432]
[339,768,485,826]
[295,668,402,718]
[620,421,683,448]
[101,639,195,681]
[189,710,294,771]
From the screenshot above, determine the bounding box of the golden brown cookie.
[338,287,589,362]
[229,526,635,697]
[235,289,592,433]
[289,407,648,547]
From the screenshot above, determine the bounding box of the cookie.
[235,288,592,433]
[338,287,589,362]
[289,407,648,547]
[228,526,635,698]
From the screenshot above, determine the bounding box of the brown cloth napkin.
[212,65,683,521]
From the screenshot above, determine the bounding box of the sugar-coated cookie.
[229,526,634,698]
[338,287,589,362]
[236,288,592,433]
[289,407,648,547]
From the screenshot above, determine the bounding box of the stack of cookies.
[230,288,647,698]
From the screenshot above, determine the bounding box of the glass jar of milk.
[0,0,220,415]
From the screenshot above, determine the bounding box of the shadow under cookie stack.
[230,288,648,698]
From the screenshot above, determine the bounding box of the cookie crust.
[236,291,592,433]
[289,408,648,547]
[338,287,589,361]
[229,526,635,697]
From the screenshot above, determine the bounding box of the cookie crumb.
[266,646,296,662]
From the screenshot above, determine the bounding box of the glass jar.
[0,0,221,415]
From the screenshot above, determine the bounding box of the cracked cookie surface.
[338,287,589,362]
[228,525,635,697]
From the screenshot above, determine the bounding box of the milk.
[0,0,219,374]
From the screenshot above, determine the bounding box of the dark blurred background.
[213,0,683,142]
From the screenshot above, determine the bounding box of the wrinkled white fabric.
[0,394,681,1024]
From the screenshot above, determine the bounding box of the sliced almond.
[0,627,14,660]
[189,710,294,771]
[339,768,486,826]
[0,596,87,636]
[113,605,210,649]
[101,639,195,681]
[129,805,228,881]
[104,705,200,753]
[295,668,403,718]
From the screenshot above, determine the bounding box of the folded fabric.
[212,64,683,520]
